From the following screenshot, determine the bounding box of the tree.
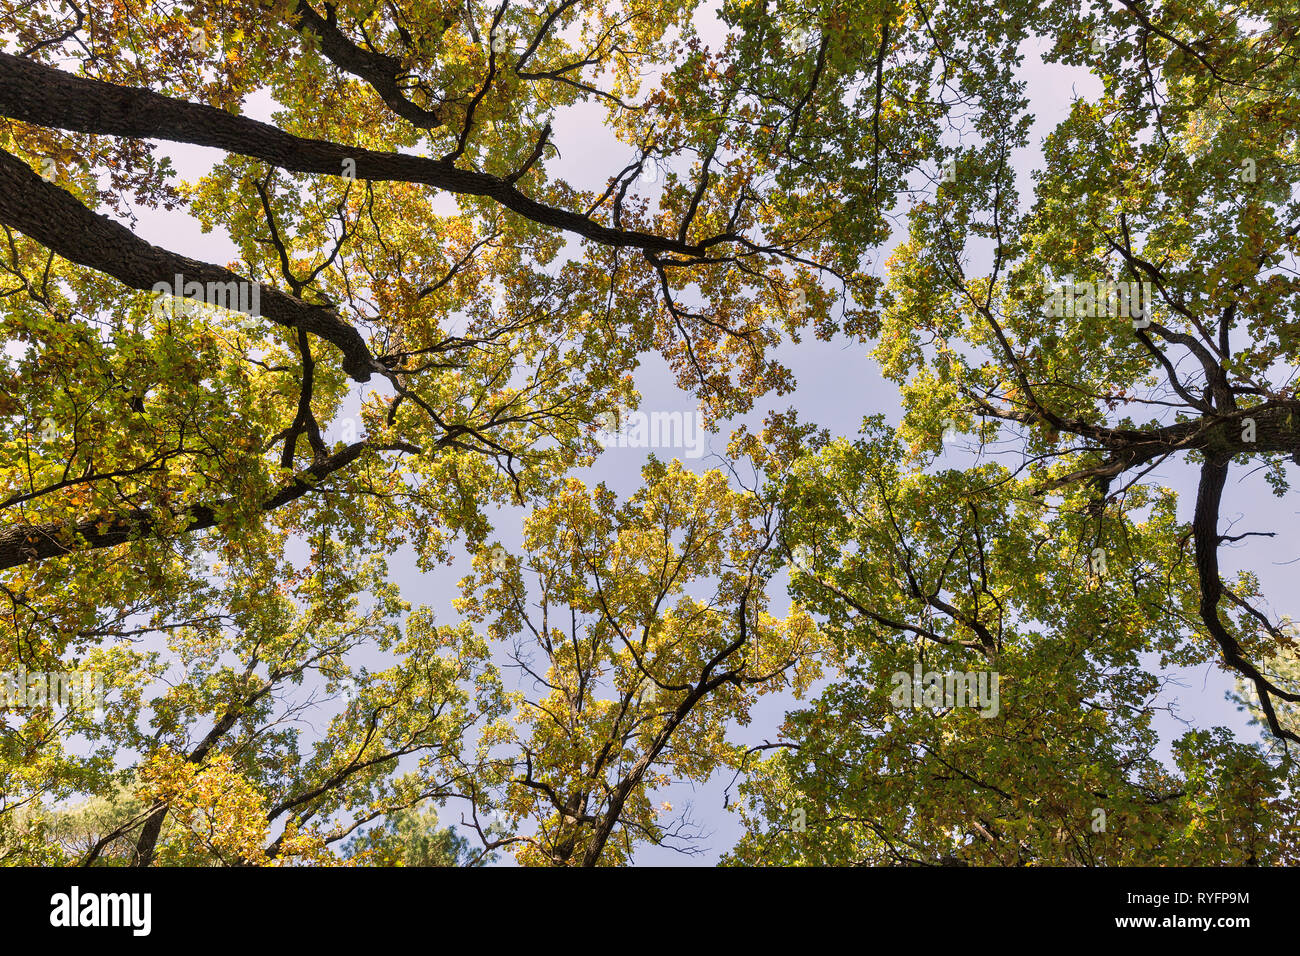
[3,0,1298,868]
[341,801,478,866]
[454,460,820,864]
[726,0,1300,863]
[1,0,943,865]
[724,422,1299,864]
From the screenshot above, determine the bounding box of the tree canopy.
[1,0,1298,865]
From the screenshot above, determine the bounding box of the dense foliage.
[1,0,1297,865]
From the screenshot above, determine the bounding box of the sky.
[106,10,1292,865]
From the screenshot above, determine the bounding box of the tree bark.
[0,52,719,257]
[0,145,381,382]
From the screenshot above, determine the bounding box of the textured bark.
[290,0,446,130]
[0,52,718,257]
[132,805,168,867]
[1042,403,1300,494]
[0,146,381,382]
[1191,454,1300,745]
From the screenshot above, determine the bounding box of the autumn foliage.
[1,0,1298,865]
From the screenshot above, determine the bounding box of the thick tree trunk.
[0,145,380,382]
[0,52,706,256]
